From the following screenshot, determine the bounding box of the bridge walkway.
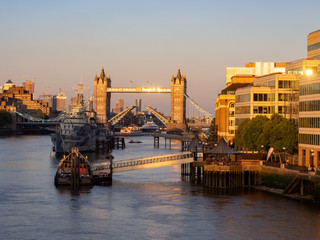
[92,152,194,173]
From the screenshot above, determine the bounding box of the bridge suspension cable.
[184,94,213,119]
[145,105,170,126]
[108,105,136,126]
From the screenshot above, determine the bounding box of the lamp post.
[311,150,314,171]
[282,147,286,164]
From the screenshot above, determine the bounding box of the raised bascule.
[94,67,213,130]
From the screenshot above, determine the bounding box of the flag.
[267,147,274,161]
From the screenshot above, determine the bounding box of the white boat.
[139,121,160,132]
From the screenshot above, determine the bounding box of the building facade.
[307,29,320,59]
[235,73,299,129]
[226,62,286,85]
[298,66,320,168]
[0,85,50,116]
[215,76,254,144]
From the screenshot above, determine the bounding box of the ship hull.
[51,133,96,155]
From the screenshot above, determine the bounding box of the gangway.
[92,152,194,173]
[145,105,170,126]
[108,105,136,126]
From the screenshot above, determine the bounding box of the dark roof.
[220,83,252,95]
[205,138,239,154]
[6,79,13,83]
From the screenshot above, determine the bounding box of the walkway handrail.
[95,152,193,169]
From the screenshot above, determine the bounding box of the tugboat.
[54,148,92,186]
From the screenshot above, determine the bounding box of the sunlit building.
[215,75,255,144]
[0,84,50,116]
[298,66,320,168]
[307,29,320,59]
[235,73,299,129]
[226,62,286,85]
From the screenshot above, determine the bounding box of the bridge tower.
[170,68,187,130]
[94,67,111,124]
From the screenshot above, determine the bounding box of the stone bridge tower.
[170,68,187,130]
[94,67,111,124]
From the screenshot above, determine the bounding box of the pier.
[181,162,259,188]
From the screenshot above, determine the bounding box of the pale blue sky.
[1,0,320,114]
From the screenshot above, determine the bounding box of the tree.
[234,118,250,149]
[206,118,218,142]
[269,115,298,154]
[242,115,269,151]
[0,109,12,127]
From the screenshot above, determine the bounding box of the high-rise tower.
[94,67,111,124]
[170,68,187,129]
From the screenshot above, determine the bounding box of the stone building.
[170,68,187,130]
[94,67,111,124]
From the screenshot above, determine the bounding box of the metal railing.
[96,152,193,170]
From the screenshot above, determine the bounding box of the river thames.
[1,135,320,240]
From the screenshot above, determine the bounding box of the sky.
[1,0,320,115]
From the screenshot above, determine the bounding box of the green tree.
[254,114,298,154]
[0,109,12,127]
[269,114,298,154]
[207,118,218,142]
[234,118,250,149]
[242,115,269,151]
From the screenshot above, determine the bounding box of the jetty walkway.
[92,152,194,173]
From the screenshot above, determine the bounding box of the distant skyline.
[1,0,320,115]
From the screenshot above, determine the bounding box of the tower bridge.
[94,67,212,130]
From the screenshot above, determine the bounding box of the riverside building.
[226,62,286,85]
[308,29,320,59]
[235,73,300,129]
[215,75,255,144]
[298,65,320,168]
[297,30,320,167]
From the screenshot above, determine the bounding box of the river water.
[1,135,320,240]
